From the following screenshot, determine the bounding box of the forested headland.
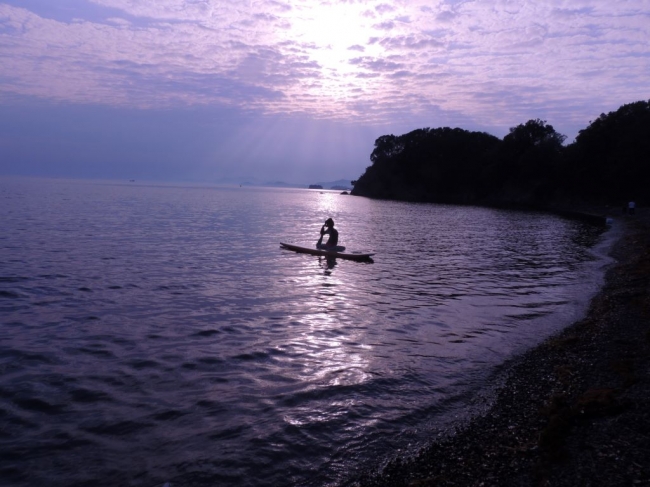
[351,100,650,207]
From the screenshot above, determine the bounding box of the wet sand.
[349,210,650,486]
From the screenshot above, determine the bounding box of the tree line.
[351,100,650,207]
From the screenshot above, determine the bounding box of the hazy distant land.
[239,179,353,190]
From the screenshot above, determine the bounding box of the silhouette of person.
[628,201,636,215]
[317,218,339,249]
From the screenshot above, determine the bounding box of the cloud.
[1,0,649,150]
[349,56,403,71]
[375,4,396,15]
[374,20,395,30]
[379,35,444,50]
[0,0,650,124]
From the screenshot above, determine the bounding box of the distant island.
[351,100,650,208]
[307,179,353,190]
[234,179,353,190]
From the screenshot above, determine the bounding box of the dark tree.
[352,127,501,203]
[566,100,650,204]
[504,119,566,148]
[351,100,650,207]
[486,119,566,204]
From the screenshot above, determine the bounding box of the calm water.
[0,177,615,486]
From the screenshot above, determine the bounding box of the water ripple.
[0,178,615,487]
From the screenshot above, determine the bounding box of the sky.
[1,0,648,185]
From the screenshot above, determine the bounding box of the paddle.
[316,222,326,248]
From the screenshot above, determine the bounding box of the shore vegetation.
[351,100,650,208]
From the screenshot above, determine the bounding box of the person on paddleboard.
[317,218,339,249]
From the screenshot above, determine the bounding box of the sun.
[284,1,383,97]
[293,3,370,69]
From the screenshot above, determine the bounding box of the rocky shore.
[349,210,650,487]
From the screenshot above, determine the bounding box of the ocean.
[0,177,616,486]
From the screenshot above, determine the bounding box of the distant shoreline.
[348,209,650,486]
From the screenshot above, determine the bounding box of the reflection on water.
[320,256,338,272]
[0,178,614,487]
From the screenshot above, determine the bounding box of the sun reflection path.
[315,191,341,217]
[281,257,373,427]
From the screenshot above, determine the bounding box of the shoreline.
[348,210,650,486]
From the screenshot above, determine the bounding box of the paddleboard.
[280,243,374,261]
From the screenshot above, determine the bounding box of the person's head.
[325,218,334,228]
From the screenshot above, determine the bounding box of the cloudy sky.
[1,0,648,184]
